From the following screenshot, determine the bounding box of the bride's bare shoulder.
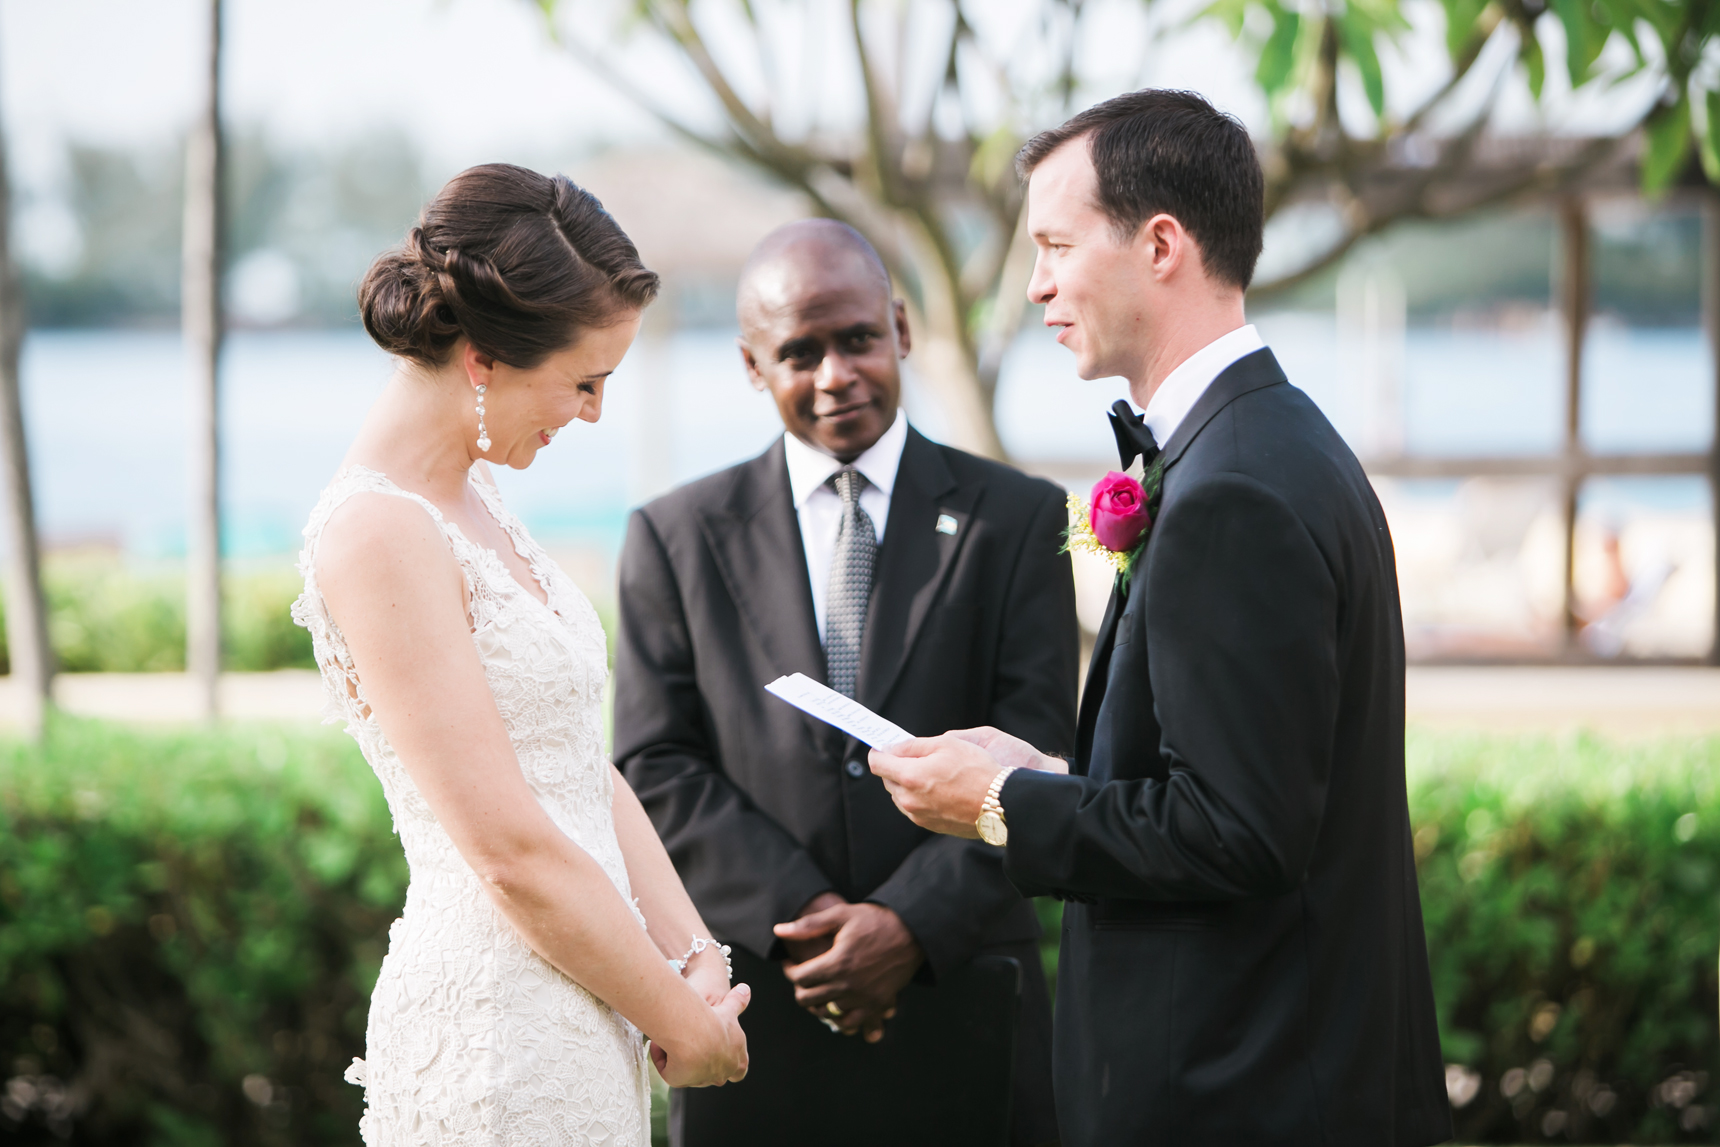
[314,491,459,600]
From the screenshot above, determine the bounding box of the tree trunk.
[183,0,223,720]
[0,51,52,740]
[899,218,1007,460]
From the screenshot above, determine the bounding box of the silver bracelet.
[668,936,732,980]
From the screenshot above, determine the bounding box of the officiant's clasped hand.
[771,893,922,1042]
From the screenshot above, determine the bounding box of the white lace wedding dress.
[292,465,650,1147]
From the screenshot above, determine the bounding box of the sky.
[2,0,1668,197]
[2,0,654,188]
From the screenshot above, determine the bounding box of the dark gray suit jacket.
[615,426,1077,1146]
[1002,350,1452,1146]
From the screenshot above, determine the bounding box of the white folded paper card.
[763,673,913,749]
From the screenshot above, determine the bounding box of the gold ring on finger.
[825,1002,843,1018]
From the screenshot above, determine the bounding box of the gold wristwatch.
[976,767,1018,846]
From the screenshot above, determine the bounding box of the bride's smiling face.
[460,312,642,469]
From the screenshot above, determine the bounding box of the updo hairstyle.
[360,163,660,368]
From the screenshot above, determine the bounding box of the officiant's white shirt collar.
[783,407,908,509]
[1138,324,1264,448]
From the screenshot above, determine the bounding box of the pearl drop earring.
[475,384,490,452]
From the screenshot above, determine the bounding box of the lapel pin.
[936,513,958,536]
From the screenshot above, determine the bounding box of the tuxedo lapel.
[1158,347,1288,471]
[1074,581,1123,774]
[698,438,826,690]
[856,430,974,713]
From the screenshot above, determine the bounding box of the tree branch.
[1251,134,1630,298]
[848,0,904,205]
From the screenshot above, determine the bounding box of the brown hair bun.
[359,163,659,367]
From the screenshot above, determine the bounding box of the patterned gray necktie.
[823,467,876,698]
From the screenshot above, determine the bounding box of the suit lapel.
[856,429,973,713]
[699,438,825,689]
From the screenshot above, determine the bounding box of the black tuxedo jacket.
[1002,350,1452,1146]
[615,426,1077,1145]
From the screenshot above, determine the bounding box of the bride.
[293,163,749,1146]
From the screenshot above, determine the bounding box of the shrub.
[0,719,402,1145]
[1411,731,1720,1144]
[0,558,315,675]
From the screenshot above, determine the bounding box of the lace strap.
[293,467,498,728]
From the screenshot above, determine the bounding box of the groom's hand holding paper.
[765,678,1067,837]
[870,727,1068,839]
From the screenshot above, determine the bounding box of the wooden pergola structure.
[1361,187,1718,665]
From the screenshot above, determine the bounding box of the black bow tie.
[1108,399,1160,470]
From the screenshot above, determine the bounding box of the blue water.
[18,317,1714,558]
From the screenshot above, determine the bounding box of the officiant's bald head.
[738,220,909,463]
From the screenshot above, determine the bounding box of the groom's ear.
[1139,213,1197,283]
[892,299,912,358]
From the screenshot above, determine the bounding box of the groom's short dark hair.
[1017,89,1264,290]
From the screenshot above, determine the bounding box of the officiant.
[614,220,1076,1147]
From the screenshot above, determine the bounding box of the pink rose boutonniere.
[1063,464,1166,588]
[1089,472,1151,552]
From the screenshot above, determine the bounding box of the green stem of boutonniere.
[1112,454,1167,594]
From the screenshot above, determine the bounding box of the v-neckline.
[464,475,557,616]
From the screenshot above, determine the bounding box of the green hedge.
[3,723,1719,1144]
[0,720,402,1145]
[1411,731,1720,1144]
[0,559,315,675]
[0,558,619,676]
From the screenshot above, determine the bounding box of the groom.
[870,90,1453,1145]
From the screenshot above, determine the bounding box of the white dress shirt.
[1140,324,1265,448]
[782,409,908,637]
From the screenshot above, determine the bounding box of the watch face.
[977,810,1008,847]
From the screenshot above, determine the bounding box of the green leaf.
[1198,0,1253,38]
[1440,0,1491,58]
[1702,90,1720,183]
[1643,94,1692,195]
[1552,0,1608,86]
[1256,6,1301,95]
[1522,32,1547,100]
[1338,13,1387,117]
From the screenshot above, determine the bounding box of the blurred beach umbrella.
[535,0,1720,460]
[184,0,223,720]
[0,30,53,740]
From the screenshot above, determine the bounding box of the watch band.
[983,766,1016,820]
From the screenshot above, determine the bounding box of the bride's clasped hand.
[648,968,751,1089]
